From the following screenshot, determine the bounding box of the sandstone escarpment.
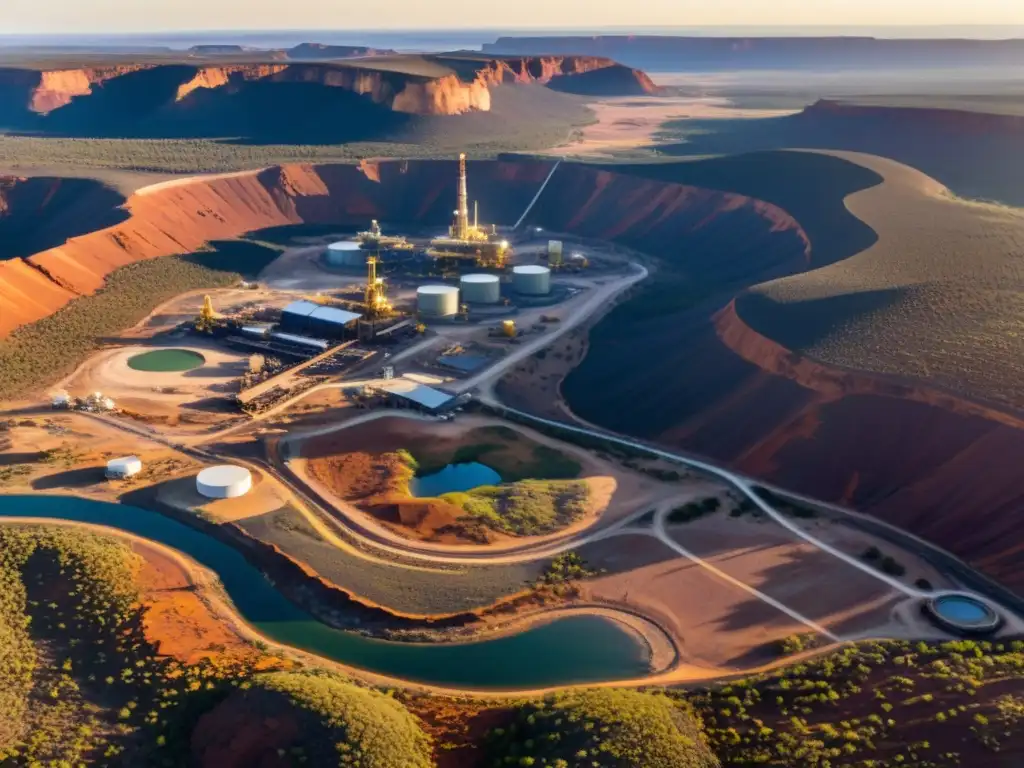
[0,55,651,126]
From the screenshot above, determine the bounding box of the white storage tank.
[460,274,500,304]
[513,265,551,296]
[106,456,142,480]
[325,241,366,267]
[417,285,460,317]
[196,465,253,499]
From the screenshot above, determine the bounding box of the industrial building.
[325,241,366,267]
[512,265,551,295]
[379,379,455,414]
[427,154,510,267]
[417,285,460,317]
[196,465,253,499]
[106,456,142,480]
[459,273,501,304]
[280,300,362,340]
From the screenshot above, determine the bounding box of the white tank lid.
[513,265,551,274]
[327,241,361,250]
[196,465,251,487]
[418,285,459,294]
[461,274,500,283]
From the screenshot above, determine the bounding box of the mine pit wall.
[698,300,1024,594]
[0,159,557,336]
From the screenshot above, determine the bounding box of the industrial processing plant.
[427,154,510,267]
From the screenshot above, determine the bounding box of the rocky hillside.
[0,54,654,141]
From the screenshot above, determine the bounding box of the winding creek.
[0,494,650,689]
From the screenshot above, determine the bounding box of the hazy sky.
[3,0,1024,34]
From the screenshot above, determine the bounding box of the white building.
[106,456,142,480]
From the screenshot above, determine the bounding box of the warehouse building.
[280,300,362,340]
[379,379,456,414]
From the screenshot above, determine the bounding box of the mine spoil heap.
[428,154,510,267]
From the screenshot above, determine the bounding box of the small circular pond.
[924,593,1001,636]
[411,462,502,498]
[127,348,206,372]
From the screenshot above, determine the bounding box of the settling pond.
[127,348,206,372]
[0,495,650,689]
[411,462,502,497]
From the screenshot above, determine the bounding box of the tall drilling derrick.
[452,152,470,240]
[363,255,391,319]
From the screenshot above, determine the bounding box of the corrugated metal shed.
[310,305,362,325]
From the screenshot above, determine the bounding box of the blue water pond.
[411,462,502,497]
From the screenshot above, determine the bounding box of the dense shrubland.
[484,689,720,768]
[0,256,237,399]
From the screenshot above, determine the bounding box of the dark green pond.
[127,349,206,372]
[412,462,502,497]
[0,495,649,689]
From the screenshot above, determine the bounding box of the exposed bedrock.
[0,56,650,129]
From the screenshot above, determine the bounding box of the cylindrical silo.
[325,241,366,267]
[460,274,500,304]
[196,465,253,499]
[417,285,460,317]
[513,265,551,296]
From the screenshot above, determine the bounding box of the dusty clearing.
[540,95,796,158]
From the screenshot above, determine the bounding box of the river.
[0,494,650,689]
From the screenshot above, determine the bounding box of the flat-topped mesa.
[1,55,657,121]
[0,65,154,114]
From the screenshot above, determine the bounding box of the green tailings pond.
[0,495,649,689]
[127,348,206,372]
[411,462,502,497]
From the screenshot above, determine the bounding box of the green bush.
[250,670,433,768]
[486,689,720,768]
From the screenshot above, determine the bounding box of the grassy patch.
[0,255,240,400]
[439,479,590,537]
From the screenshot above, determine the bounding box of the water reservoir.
[127,349,206,372]
[412,462,502,497]
[924,593,1001,635]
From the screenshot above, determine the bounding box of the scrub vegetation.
[690,638,1024,767]
[437,479,591,537]
[0,525,260,765]
[485,689,720,768]
[0,244,274,400]
[219,670,433,768]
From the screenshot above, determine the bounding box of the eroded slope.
[738,151,1024,412]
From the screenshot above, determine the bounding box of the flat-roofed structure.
[280,300,362,340]
[380,379,455,413]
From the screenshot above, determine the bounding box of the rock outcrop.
[0,54,652,123]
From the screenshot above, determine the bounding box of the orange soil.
[130,539,262,664]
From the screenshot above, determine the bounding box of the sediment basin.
[0,494,650,689]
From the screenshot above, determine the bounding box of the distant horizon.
[4,25,1024,54]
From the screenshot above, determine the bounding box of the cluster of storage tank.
[416,266,551,317]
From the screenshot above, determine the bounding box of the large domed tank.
[459,274,500,304]
[417,285,460,317]
[512,265,551,296]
